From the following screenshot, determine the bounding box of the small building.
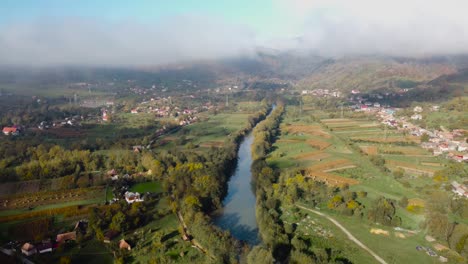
[133,145,143,153]
[124,192,144,204]
[56,231,77,243]
[431,105,440,111]
[102,111,109,122]
[411,114,422,120]
[119,239,131,251]
[21,243,37,256]
[131,109,138,114]
[2,127,19,136]
[413,106,423,113]
[451,181,468,198]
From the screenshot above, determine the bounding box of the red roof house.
[2,127,19,135]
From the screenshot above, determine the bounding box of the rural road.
[296,204,388,264]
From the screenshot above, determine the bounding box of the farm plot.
[39,127,87,138]
[0,187,105,210]
[174,112,251,149]
[351,135,419,143]
[360,145,378,155]
[295,152,330,161]
[306,139,331,150]
[0,176,78,197]
[307,159,355,172]
[378,146,432,156]
[304,171,359,187]
[386,160,438,176]
[199,140,225,148]
[284,124,331,138]
[304,159,360,187]
[0,180,41,197]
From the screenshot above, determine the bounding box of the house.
[103,230,119,243]
[457,144,468,152]
[124,192,144,204]
[21,243,37,256]
[439,144,449,152]
[56,231,76,243]
[373,102,381,108]
[133,145,143,153]
[411,114,422,120]
[451,181,468,198]
[102,111,109,122]
[130,109,138,114]
[413,106,423,113]
[36,242,53,254]
[119,239,131,251]
[2,127,19,136]
[431,105,440,111]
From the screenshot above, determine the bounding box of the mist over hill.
[1,52,468,97]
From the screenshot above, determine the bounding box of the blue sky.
[1,1,468,65]
[1,0,289,37]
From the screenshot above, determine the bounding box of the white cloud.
[273,0,468,56]
[1,1,468,66]
[0,16,257,66]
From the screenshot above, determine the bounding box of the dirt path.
[296,204,388,264]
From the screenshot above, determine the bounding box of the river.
[213,131,260,244]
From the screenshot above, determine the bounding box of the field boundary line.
[296,204,388,264]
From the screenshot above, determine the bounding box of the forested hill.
[295,56,458,92]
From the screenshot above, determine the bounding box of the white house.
[124,192,144,204]
[451,181,468,198]
[413,106,423,113]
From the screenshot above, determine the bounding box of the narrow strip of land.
[296,204,388,264]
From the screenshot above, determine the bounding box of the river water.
[213,132,260,244]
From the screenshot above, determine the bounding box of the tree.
[110,211,127,232]
[420,133,430,142]
[59,256,72,264]
[368,197,401,226]
[399,196,409,208]
[247,246,274,264]
[393,168,405,179]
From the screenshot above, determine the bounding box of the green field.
[130,181,162,193]
[298,204,437,264]
[157,104,261,152]
[266,105,460,262]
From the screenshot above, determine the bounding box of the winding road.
[296,204,388,264]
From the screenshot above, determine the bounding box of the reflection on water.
[214,133,260,245]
